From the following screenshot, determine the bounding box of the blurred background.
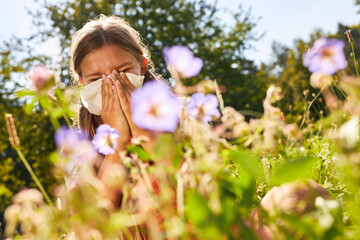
[0,0,359,231]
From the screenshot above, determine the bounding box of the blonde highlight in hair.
[70,15,157,138]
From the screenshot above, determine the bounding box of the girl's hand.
[100,74,131,150]
[110,70,156,152]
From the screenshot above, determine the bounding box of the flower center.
[105,133,114,148]
[321,48,334,59]
[196,104,206,118]
[148,105,160,117]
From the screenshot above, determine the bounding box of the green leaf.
[0,185,11,196]
[280,212,317,238]
[38,96,53,111]
[152,134,183,168]
[64,108,76,118]
[185,190,210,225]
[219,198,236,231]
[51,108,65,119]
[24,99,37,114]
[271,157,316,186]
[15,88,35,97]
[229,149,264,179]
[127,145,151,161]
[172,144,183,168]
[49,151,59,164]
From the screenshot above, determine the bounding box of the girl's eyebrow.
[84,62,132,78]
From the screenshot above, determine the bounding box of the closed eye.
[88,77,102,83]
[117,67,131,73]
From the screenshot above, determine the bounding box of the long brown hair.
[70,15,157,139]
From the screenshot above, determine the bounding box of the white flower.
[337,117,359,148]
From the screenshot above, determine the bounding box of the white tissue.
[80,72,145,115]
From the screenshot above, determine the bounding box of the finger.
[119,71,136,92]
[108,72,121,101]
[101,75,109,112]
[109,71,126,102]
[112,71,138,136]
[114,79,129,110]
[115,79,141,135]
[113,70,133,105]
[110,69,126,92]
[105,76,115,107]
[108,71,117,86]
[108,75,119,112]
[112,69,133,95]
[109,85,116,111]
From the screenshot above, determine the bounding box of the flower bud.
[13,188,44,206]
[336,117,359,149]
[28,65,54,90]
[345,30,353,43]
[283,124,299,138]
[5,113,20,148]
[4,204,21,224]
[310,72,331,89]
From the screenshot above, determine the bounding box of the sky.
[0,0,359,65]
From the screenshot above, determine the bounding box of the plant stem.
[214,80,224,112]
[299,88,324,130]
[15,147,52,204]
[332,79,347,99]
[351,42,360,80]
[63,114,72,128]
[176,173,184,218]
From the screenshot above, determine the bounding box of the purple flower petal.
[303,37,347,75]
[163,45,203,78]
[131,80,181,132]
[54,127,97,170]
[187,93,221,124]
[92,124,120,155]
[203,94,220,109]
[55,127,87,148]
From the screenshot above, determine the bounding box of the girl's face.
[79,44,146,85]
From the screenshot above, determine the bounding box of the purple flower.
[187,93,221,123]
[55,127,97,171]
[131,80,181,132]
[162,45,203,78]
[55,127,87,147]
[303,38,347,75]
[92,124,120,155]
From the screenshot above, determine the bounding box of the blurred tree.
[30,0,268,113]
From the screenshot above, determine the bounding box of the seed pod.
[345,30,353,43]
[5,113,20,148]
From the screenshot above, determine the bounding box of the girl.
[70,15,158,208]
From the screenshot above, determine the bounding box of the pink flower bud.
[310,72,331,89]
[28,65,53,89]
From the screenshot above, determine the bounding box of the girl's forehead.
[87,45,136,63]
[80,45,139,75]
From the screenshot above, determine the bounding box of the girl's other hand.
[100,74,131,150]
[110,70,156,152]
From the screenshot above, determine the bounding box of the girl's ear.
[141,57,148,75]
[79,76,85,85]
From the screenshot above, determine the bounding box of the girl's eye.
[118,68,131,73]
[88,77,102,82]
